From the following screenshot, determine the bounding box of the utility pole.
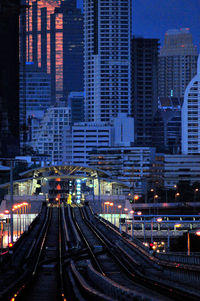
[10,160,14,243]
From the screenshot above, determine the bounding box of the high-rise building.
[182,55,200,155]
[84,0,132,123]
[20,62,51,122]
[131,37,159,146]
[159,28,198,99]
[20,62,51,151]
[0,0,20,157]
[20,0,83,101]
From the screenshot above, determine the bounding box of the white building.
[72,122,113,165]
[84,0,132,123]
[112,113,134,147]
[182,55,200,154]
[71,115,134,166]
[30,105,71,164]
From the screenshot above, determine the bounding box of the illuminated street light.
[150,189,154,192]
[195,230,200,236]
[156,217,162,222]
[137,211,142,216]
[124,208,128,212]
[134,195,139,201]
[175,192,180,197]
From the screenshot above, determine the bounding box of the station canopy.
[0,164,130,188]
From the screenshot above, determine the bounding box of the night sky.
[77,0,200,49]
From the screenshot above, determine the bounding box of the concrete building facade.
[72,123,113,165]
[30,104,71,164]
[89,147,156,194]
[84,0,132,123]
[164,154,200,188]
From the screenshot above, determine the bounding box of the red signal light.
[8,242,14,248]
[149,243,154,247]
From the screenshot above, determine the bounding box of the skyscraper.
[159,28,198,99]
[0,0,20,157]
[131,37,159,146]
[20,0,83,101]
[84,0,132,123]
[19,62,51,129]
[182,55,200,155]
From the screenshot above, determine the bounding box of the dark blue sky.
[77,0,200,48]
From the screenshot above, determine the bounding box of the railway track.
[8,206,64,301]
[71,206,172,301]
[70,205,200,301]
[1,203,200,301]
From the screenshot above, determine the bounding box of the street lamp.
[109,202,114,223]
[154,194,158,215]
[129,210,135,239]
[104,201,110,214]
[194,188,199,202]
[117,204,122,214]
[187,229,200,256]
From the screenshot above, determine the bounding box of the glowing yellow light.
[156,218,162,222]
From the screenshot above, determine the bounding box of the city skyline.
[77,0,200,47]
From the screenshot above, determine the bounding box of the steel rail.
[71,206,105,275]
[83,206,200,301]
